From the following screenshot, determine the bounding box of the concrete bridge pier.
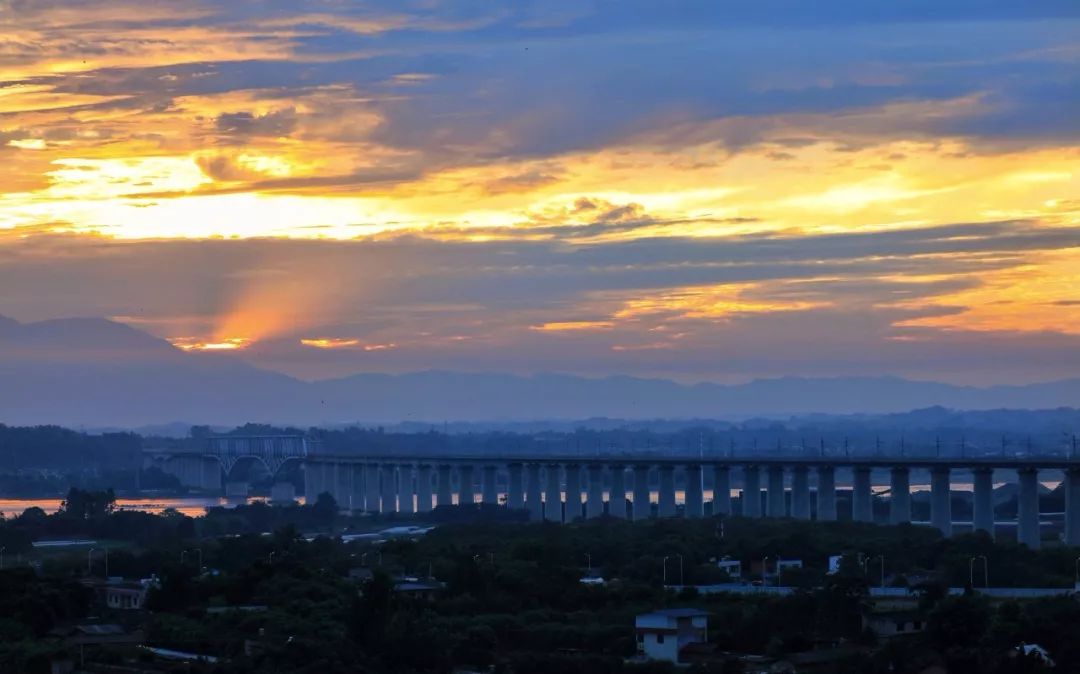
[507,463,525,511]
[305,462,322,503]
[565,464,583,521]
[889,467,911,524]
[324,463,339,504]
[380,464,398,514]
[201,458,223,491]
[743,465,762,518]
[972,468,995,537]
[791,466,810,520]
[714,466,731,516]
[271,481,297,504]
[225,481,249,499]
[417,464,434,513]
[1017,467,1040,549]
[481,465,499,505]
[930,467,952,535]
[632,465,651,520]
[365,463,381,512]
[684,464,704,519]
[1065,468,1080,547]
[852,466,873,523]
[544,464,562,522]
[586,465,605,518]
[169,456,221,492]
[437,465,453,508]
[398,464,415,515]
[459,464,477,506]
[334,462,354,511]
[526,463,543,520]
[609,465,627,518]
[767,466,785,518]
[348,464,365,512]
[816,466,836,521]
[658,465,676,517]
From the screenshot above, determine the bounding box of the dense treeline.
[0,425,141,471]
[0,488,348,553]
[3,494,1080,672]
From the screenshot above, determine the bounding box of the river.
[0,496,290,519]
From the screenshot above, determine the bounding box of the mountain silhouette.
[0,315,1076,427]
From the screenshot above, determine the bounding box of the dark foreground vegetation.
[1,490,1079,673]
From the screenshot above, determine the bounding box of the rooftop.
[640,608,710,619]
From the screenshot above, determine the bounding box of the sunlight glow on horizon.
[2,1,1078,383]
[169,337,252,352]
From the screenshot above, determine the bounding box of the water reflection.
[0,496,295,519]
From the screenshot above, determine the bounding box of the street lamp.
[969,555,989,589]
[269,551,276,564]
[88,548,98,576]
[584,553,592,574]
[662,556,670,586]
[676,554,684,586]
[762,556,770,586]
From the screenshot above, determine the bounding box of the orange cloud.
[169,337,251,351]
[300,338,361,349]
[530,321,615,332]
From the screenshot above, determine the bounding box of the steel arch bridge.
[204,435,313,478]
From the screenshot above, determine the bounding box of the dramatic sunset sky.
[1,1,1078,384]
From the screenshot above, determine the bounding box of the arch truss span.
[206,435,312,478]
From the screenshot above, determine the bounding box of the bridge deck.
[300,453,1080,469]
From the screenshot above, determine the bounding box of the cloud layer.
[1,1,1078,384]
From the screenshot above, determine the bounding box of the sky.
[0,0,1078,385]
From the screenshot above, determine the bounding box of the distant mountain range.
[1,315,1077,428]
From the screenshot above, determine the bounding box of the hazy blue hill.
[0,315,179,360]
[315,370,1080,422]
[0,316,1077,427]
[0,316,306,426]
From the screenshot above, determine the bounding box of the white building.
[717,558,742,580]
[105,580,152,610]
[635,608,709,664]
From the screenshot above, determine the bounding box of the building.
[392,579,446,601]
[635,608,709,664]
[717,558,742,580]
[105,581,151,610]
[1013,643,1055,667]
[864,610,924,638]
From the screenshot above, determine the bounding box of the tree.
[59,488,116,520]
[311,492,338,526]
[927,595,990,651]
